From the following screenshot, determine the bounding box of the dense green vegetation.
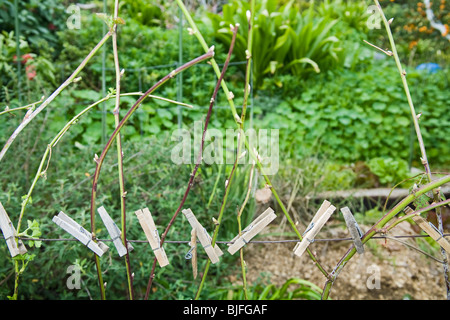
[0,0,448,300]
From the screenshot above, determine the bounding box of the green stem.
[111,0,134,300]
[207,163,223,209]
[89,51,213,299]
[11,92,138,300]
[384,198,450,232]
[321,175,450,299]
[237,163,255,300]
[0,97,44,116]
[373,0,449,298]
[179,0,329,298]
[194,4,254,299]
[16,93,141,235]
[175,0,239,120]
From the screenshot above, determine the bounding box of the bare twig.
[0,96,44,117]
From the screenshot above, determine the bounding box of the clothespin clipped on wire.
[52,211,109,257]
[227,207,277,255]
[405,207,450,253]
[293,200,336,258]
[135,208,169,267]
[182,208,223,264]
[340,207,365,254]
[97,206,133,257]
[0,202,27,257]
[185,228,198,279]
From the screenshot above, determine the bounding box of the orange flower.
[444,24,450,36]
[409,40,419,49]
[419,26,428,32]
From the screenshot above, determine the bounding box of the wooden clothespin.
[227,207,277,255]
[97,206,133,257]
[0,202,27,257]
[135,208,169,267]
[303,200,331,236]
[182,208,223,264]
[340,207,364,254]
[405,207,450,253]
[186,228,198,279]
[293,201,336,258]
[52,211,109,257]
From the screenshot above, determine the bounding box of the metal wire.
[4,233,449,244]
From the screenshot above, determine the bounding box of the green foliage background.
[0,0,449,300]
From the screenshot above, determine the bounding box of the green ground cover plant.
[0,0,449,300]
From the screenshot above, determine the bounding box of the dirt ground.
[237,218,448,300]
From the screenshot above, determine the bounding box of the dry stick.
[321,174,450,299]
[89,50,214,300]
[373,0,450,298]
[0,31,113,163]
[177,0,330,291]
[110,0,134,300]
[143,26,238,301]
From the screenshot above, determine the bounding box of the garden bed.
[239,218,448,300]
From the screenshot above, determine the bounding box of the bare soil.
[237,219,448,300]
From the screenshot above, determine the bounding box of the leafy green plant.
[119,0,164,26]
[201,0,344,89]
[367,157,410,186]
[0,0,66,56]
[254,62,450,167]
[212,277,324,300]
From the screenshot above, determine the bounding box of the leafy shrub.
[0,30,57,105]
[254,61,450,168]
[0,0,66,56]
[366,157,410,186]
[0,118,256,299]
[212,277,324,300]
[119,0,164,27]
